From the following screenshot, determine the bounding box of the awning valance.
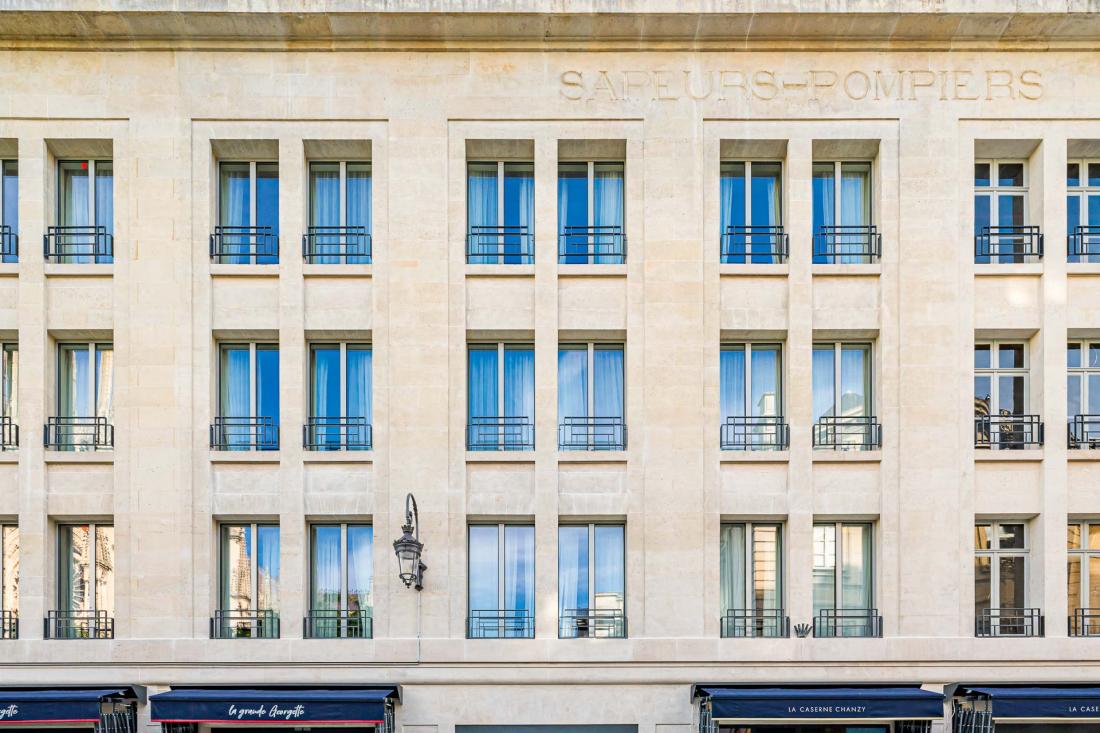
[695,685,944,721]
[0,687,138,724]
[961,686,1100,719]
[150,686,399,724]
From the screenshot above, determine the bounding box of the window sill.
[303,264,372,278]
[719,263,789,277]
[973,263,1043,277]
[466,264,535,278]
[0,264,17,277]
[1068,449,1100,461]
[720,450,790,463]
[812,264,882,277]
[466,451,536,462]
[557,264,627,277]
[303,451,373,464]
[209,451,282,464]
[558,451,628,463]
[44,450,114,464]
[1067,264,1100,277]
[210,264,279,278]
[812,449,882,463]
[975,449,1044,462]
[44,264,112,277]
[0,451,17,463]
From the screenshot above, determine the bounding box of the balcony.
[812,415,882,451]
[43,225,113,263]
[0,416,17,450]
[303,416,372,451]
[975,414,1044,450]
[974,225,1044,263]
[720,416,789,451]
[0,224,16,262]
[812,225,881,264]
[210,416,279,451]
[44,416,113,451]
[302,225,371,264]
[559,608,626,639]
[558,416,626,451]
[720,608,790,638]
[1,610,16,639]
[209,225,278,264]
[211,609,280,639]
[1070,608,1100,637]
[558,225,626,264]
[721,225,788,264]
[44,610,113,639]
[976,607,1044,637]
[304,609,372,639]
[467,225,533,264]
[467,609,534,639]
[812,608,883,638]
[467,416,534,451]
[1069,225,1100,261]
[1069,415,1100,449]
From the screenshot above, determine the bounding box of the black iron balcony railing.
[211,609,280,639]
[44,416,113,451]
[975,414,1044,450]
[303,416,372,451]
[210,416,279,451]
[975,225,1044,263]
[812,415,882,450]
[720,608,790,638]
[813,608,883,638]
[558,416,626,451]
[1069,415,1100,449]
[304,609,373,639]
[558,225,626,264]
[0,224,17,261]
[1,610,16,639]
[722,225,789,264]
[467,609,535,639]
[976,607,1044,637]
[0,416,17,450]
[559,608,627,639]
[44,610,113,639]
[467,225,534,264]
[1070,608,1100,637]
[813,225,881,263]
[1069,225,1100,260]
[209,225,278,264]
[720,416,789,451]
[302,225,371,264]
[467,416,534,451]
[43,225,113,263]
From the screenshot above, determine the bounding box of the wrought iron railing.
[813,608,883,638]
[1069,225,1100,261]
[467,225,533,264]
[1069,415,1100,449]
[209,225,278,263]
[0,416,17,450]
[210,416,279,451]
[559,608,626,638]
[720,608,790,638]
[302,225,371,264]
[97,704,138,733]
[558,225,626,264]
[467,416,534,451]
[975,607,1044,637]
[974,225,1044,263]
[467,609,535,639]
[304,609,373,639]
[44,609,114,639]
[813,224,881,263]
[721,225,788,264]
[0,224,17,261]
[953,701,994,733]
[974,414,1043,449]
[211,609,280,639]
[558,416,626,451]
[0,610,16,639]
[44,416,113,451]
[720,416,789,451]
[812,415,882,450]
[303,416,372,451]
[43,225,113,262]
[1070,607,1100,637]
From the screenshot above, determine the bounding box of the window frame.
[55,341,112,418]
[308,160,371,230]
[218,521,280,612]
[467,342,535,420]
[974,340,1030,417]
[217,342,278,420]
[56,158,112,229]
[719,160,785,229]
[308,342,371,419]
[1,523,16,618]
[557,522,626,612]
[218,160,278,228]
[56,521,113,613]
[1068,340,1100,419]
[467,522,536,614]
[0,159,15,229]
[720,342,784,419]
[813,160,874,226]
[557,160,626,230]
[558,342,626,419]
[812,520,875,612]
[974,158,1029,224]
[812,341,874,420]
[1,342,15,419]
[720,521,784,615]
[1069,520,1100,613]
[974,521,1029,611]
[308,522,373,614]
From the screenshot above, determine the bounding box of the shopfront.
[953,686,1100,732]
[0,686,142,732]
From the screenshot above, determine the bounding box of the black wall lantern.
[393,492,426,591]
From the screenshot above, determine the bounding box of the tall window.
[558,524,625,638]
[1,343,16,450]
[812,161,873,263]
[1068,341,1100,448]
[56,523,114,638]
[812,522,875,636]
[55,159,113,264]
[974,522,1031,636]
[558,343,625,450]
[1,524,16,639]
[720,343,784,450]
[1069,521,1100,636]
[558,161,625,264]
[1,159,16,262]
[52,342,113,451]
[217,161,278,264]
[467,161,534,264]
[218,523,280,637]
[467,343,534,451]
[720,161,784,263]
[308,523,373,638]
[467,524,535,638]
[720,522,784,637]
[1068,159,1100,262]
[811,342,875,449]
[307,343,371,451]
[307,161,371,263]
[974,160,1033,263]
[216,343,279,450]
[974,341,1038,449]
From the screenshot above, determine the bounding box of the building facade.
[0,2,1099,732]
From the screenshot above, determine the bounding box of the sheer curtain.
[311,525,340,611]
[95,345,113,423]
[594,525,625,614]
[504,163,534,263]
[219,163,251,265]
[839,344,870,418]
[59,345,89,418]
[840,524,872,611]
[719,524,746,613]
[812,345,836,423]
[840,162,871,263]
[347,525,373,619]
[468,526,499,634]
[347,162,372,263]
[59,162,90,264]
[720,346,746,419]
[504,525,535,637]
[220,346,251,450]
[751,163,781,263]
[594,163,624,263]
[594,346,624,419]
[558,347,588,423]
[1,161,15,264]
[310,346,338,420]
[257,525,280,613]
[310,163,340,264]
[347,346,372,449]
[94,162,113,263]
[558,163,588,263]
[750,345,780,417]
[468,162,498,263]
[812,163,835,264]
[255,163,279,264]
[503,346,534,421]
[558,525,589,619]
[468,347,498,450]
[812,524,837,616]
[720,162,744,262]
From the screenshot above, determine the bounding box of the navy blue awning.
[0,687,137,724]
[962,686,1100,719]
[695,685,944,720]
[150,687,399,724]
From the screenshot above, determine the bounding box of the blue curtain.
[594,347,624,419]
[812,163,835,264]
[310,163,340,264]
[255,163,279,264]
[468,163,498,263]
[256,346,279,445]
[311,525,340,611]
[593,162,624,263]
[503,162,533,263]
[503,525,534,637]
[503,346,534,420]
[720,347,746,419]
[94,161,113,263]
[751,162,781,263]
[840,162,871,264]
[812,346,835,422]
[558,163,588,263]
[219,163,250,264]
[1,161,15,264]
[59,162,90,264]
[311,345,339,449]
[557,347,588,423]
[750,345,780,417]
[558,525,589,617]
[347,346,372,449]
[347,162,371,263]
[220,346,250,449]
[468,347,499,450]
[720,162,745,262]
[347,525,373,616]
[467,526,499,631]
[594,524,625,611]
[256,525,280,612]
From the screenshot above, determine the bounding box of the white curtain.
[310,163,340,264]
[593,163,624,263]
[94,162,113,263]
[720,346,745,419]
[840,524,872,610]
[594,525,625,611]
[840,162,871,263]
[719,524,746,612]
[720,162,743,262]
[468,163,498,262]
[558,525,589,617]
[59,162,90,264]
[347,525,373,615]
[311,525,340,611]
[347,162,372,263]
[219,163,251,264]
[347,347,372,441]
[310,346,338,419]
[594,346,624,419]
[504,346,534,421]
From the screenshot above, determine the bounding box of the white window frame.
[1068,340,1100,421]
[309,342,370,419]
[721,160,784,229]
[813,520,875,611]
[218,160,276,229]
[218,521,278,611]
[974,158,1029,225]
[558,160,626,229]
[1068,159,1100,224]
[814,160,874,225]
[56,341,111,417]
[1069,521,1100,614]
[1,342,15,419]
[559,342,625,419]
[720,342,784,418]
[813,341,874,418]
[309,160,370,228]
[974,340,1030,417]
[974,521,1030,611]
[721,521,784,614]
[218,342,277,419]
[558,522,626,610]
[0,523,15,617]
[308,522,372,613]
[468,342,535,420]
[468,522,535,611]
[56,521,112,612]
[56,159,110,227]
